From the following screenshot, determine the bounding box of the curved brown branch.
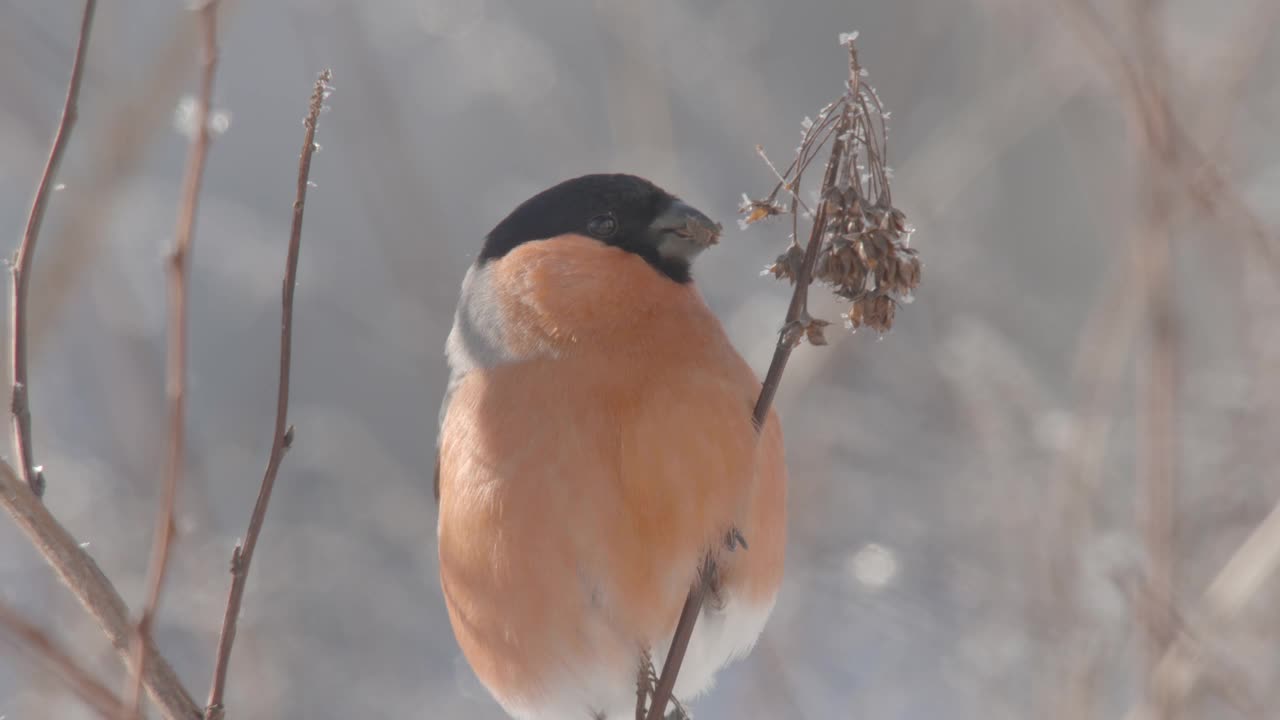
[124,2,221,717]
[0,460,201,719]
[0,599,125,718]
[203,68,332,720]
[9,0,97,499]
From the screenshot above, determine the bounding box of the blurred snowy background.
[2,0,1279,718]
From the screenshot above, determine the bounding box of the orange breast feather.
[437,235,786,707]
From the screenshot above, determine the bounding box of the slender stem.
[124,2,220,717]
[751,124,844,429]
[0,3,198,717]
[10,0,97,498]
[1133,5,1178,708]
[204,68,331,720]
[643,579,707,720]
[645,113,852,720]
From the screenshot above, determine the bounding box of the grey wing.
[433,369,464,502]
[435,263,515,503]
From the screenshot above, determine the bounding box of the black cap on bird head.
[479,174,722,284]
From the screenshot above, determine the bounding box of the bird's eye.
[586,213,618,238]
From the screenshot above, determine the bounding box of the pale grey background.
[2,1,1279,718]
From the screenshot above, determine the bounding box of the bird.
[435,173,787,719]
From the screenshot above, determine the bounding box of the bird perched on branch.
[435,174,787,719]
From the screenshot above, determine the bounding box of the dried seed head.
[845,294,896,333]
[743,33,920,341]
[765,243,806,282]
[739,196,787,228]
[805,318,831,346]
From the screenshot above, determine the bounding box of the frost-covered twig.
[642,33,920,720]
[204,68,331,720]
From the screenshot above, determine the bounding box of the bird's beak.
[649,200,722,261]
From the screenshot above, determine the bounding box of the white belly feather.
[500,593,777,720]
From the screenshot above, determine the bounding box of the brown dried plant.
[750,31,919,340]
[641,32,920,720]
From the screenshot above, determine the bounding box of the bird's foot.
[636,649,691,720]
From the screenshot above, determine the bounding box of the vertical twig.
[123,2,220,717]
[0,10,213,717]
[9,0,97,498]
[1134,157,1179,719]
[0,4,198,718]
[645,51,862,720]
[203,68,331,720]
[643,570,705,720]
[645,35,922,718]
[0,600,126,718]
[1130,6,1178,701]
[750,120,849,431]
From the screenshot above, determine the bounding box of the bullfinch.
[435,174,787,719]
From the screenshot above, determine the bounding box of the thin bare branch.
[9,0,96,498]
[203,68,332,720]
[0,600,125,718]
[1134,185,1178,717]
[0,3,198,717]
[1125,10,1179,712]
[750,116,850,433]
[124,2,221,717]
[0,459,201,719]
[646,38,900,720]
[30,8,225,357]
[643,565,706,720]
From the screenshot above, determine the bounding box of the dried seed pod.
[745,34,920,340]
[765,243,806,281]
[739,197,786,226]
[805,323,828,346]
